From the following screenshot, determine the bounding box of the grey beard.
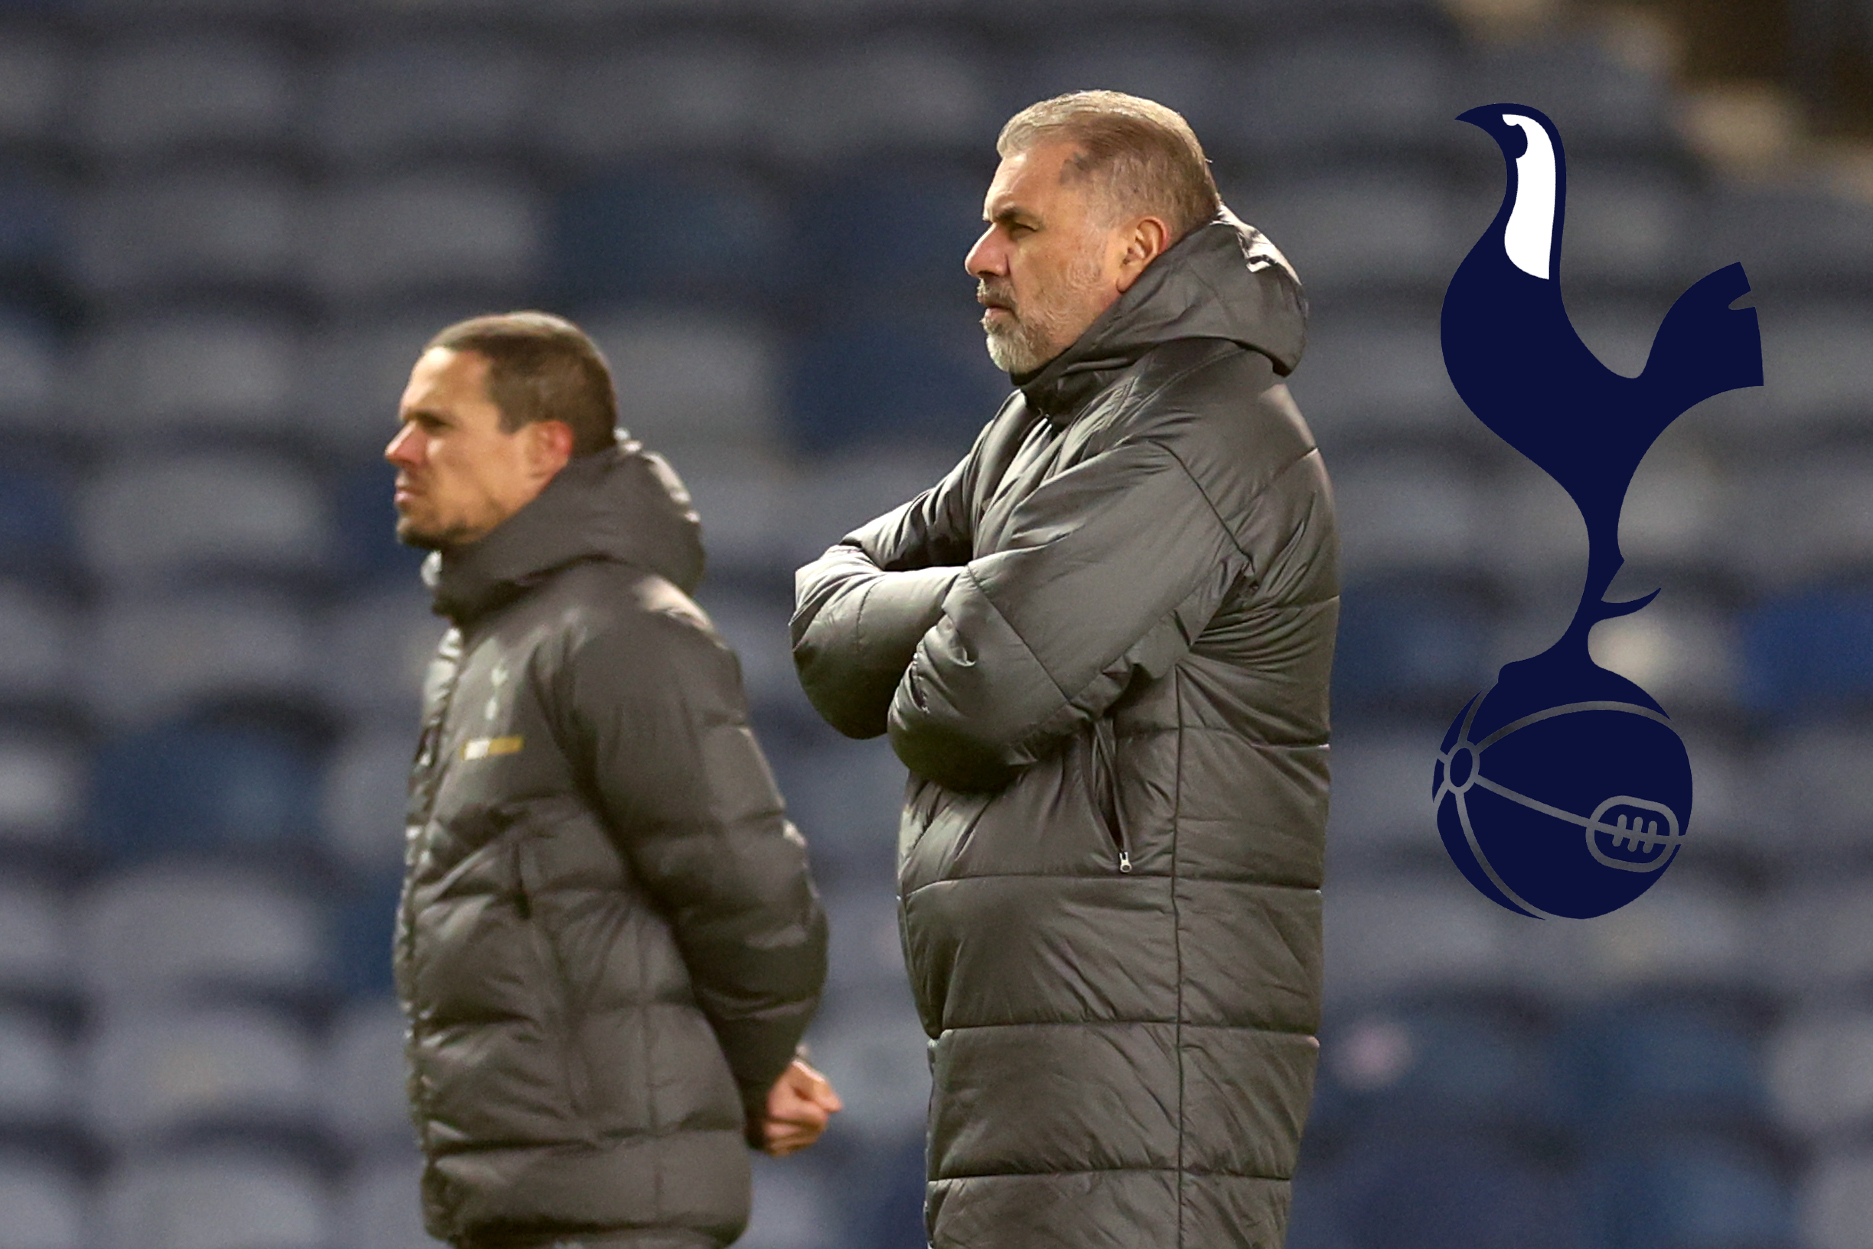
[983,315,1054,375]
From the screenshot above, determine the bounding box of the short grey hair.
[996,90,1221,241]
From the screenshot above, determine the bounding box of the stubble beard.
[980,248,1110,376]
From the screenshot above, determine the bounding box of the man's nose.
[385,423,421,466]
[964,227,1004,279]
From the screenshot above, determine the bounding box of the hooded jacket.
[398,437,827,1248]
[792,210,1338,1248]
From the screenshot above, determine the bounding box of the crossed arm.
[794,436,1244,791]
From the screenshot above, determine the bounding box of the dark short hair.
[425,311,617,456]
[997,90,1221,242]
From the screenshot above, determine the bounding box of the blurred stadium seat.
[1586,1129,1798,1249]
[1225,34,1456,160]
[741,1152,840,1249]
[791,159,987,296]
[1741,587,1873,716]
[764,36,991,162]
[1330,452,1483,576]
[0,874,71,1001]
[320,996,410,1153]
[1314,996,1564,1136]
[78,311,303,440]
[335,1148,440,1249]
[1331,582,1495,714]
[88,727,323,861]
[306,169,544,306]
[308,37,536,169]
[0,310,59,431]
[1322,873,1522,1004]
[71,166,301,303]
[0,27,67,153]
[584,307,782,454]
[98,1148,331,1249]
[0,1006,71,1131]
[1284,315,1462,443]
[0,1154,85,1249]
[787,308,1004,453]
[87,591,320,727]
[0,461,72,576]
[320,724,414,879]
[83,1003,321,1148]
[0,736,85,855]
[553,162,787,304]
[1768,1008,1873,1142]
[77,862,328,1003]
[79,451,334,587]
[76,35,296,164]
[538,36,766,164]
[1559,1000,1769,1138]
[1801,1146,1873,1249]
[1464,35,1677,156]
[805,998,930,1144]
[0,162,65,289]
[1229,169,1462,295]
[319,583,440,722]
[1322,1125,1586,1249]
[2,3,1864,1243]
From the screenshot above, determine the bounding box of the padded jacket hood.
[793,210,1336,1248]
[401,435,826,1248]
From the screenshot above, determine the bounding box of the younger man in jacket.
[388,312,836,1249]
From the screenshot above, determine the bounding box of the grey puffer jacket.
[398,438,827,1248]
[792,210,1338,1248]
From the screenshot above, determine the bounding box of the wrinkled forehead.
[983,138,1098,222]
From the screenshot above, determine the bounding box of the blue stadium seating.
[1322,1125,1587,1249]
[76,35,296,164]
[791,160,989,295]
[328,870,400,1001]
[1740,587,1873,716]
[0,460,71,576]
[786,308,1004,454]
[1559,1000,1770,1137]
[553,163,788,304]
[1331,582,1495,713]
[89,722,322,860]
[309,37,535,169]
[0,161,63,291]
[1587,1129,1799,1249]
[1313,996,1565,1138]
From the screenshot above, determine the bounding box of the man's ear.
[1114,216,1171,293]
[527,419,577,478]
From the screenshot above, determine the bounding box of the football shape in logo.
[1436,104,1761,918]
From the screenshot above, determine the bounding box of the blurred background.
[2,0,1873,1247]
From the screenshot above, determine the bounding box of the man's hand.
[760,1058,843,1156]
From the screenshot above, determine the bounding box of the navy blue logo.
[1433,104,1763,919]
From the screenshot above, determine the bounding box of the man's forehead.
[983,141,1083,218]
[401,346,487,407]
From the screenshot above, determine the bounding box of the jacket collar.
[425,432,705,626]
[1013,207,1307,425]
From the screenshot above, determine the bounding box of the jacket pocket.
[1090,717,1132,874]
[512,835,595,1128]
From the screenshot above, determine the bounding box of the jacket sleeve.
[887,438,1248,791]
[559,607,828,1143]
[790,441,980,739]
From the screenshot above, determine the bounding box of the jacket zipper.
[1091,716,1132,873]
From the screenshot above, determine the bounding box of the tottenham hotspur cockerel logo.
[1433,105,1762,919]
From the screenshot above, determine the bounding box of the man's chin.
[394,517,449,551]
[984,329,1051,376]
